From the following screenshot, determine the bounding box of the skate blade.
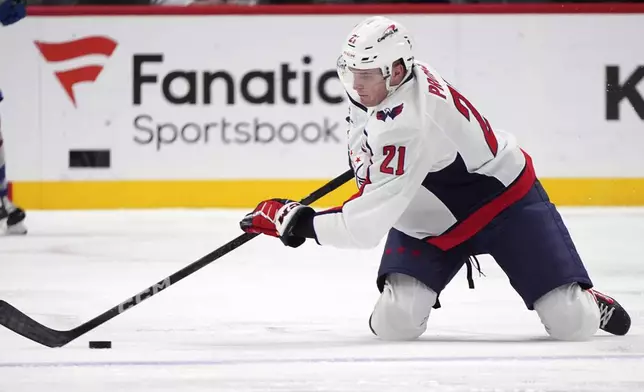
[4,222,27,235]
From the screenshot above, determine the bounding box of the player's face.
[350,67,388,107]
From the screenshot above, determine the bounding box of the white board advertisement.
[0,13,642,183]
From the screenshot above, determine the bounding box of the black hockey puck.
[89,341,112,349]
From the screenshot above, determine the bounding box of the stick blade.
[0,300,74,348]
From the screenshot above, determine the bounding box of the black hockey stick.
[0,169,354,348]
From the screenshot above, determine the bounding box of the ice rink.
[0,208,643,391]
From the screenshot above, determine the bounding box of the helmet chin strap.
[381,65,393,91]
[384,63,414,98]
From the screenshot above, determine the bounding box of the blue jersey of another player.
[0,0,26,101]
[0,0,25,27]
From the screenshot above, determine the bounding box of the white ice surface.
[0,208,643,391]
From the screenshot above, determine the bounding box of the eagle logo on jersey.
[376,103,404,122]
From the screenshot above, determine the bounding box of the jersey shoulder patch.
[376,103,404,122]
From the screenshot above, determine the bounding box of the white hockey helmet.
[337,16,415,102]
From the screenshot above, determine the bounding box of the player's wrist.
[288,206,317,239]
[277,203,316,248]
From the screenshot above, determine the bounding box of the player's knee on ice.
[369,273,437,341]
[534,283,600,341]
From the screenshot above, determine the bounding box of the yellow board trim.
[10,178,644,209]
[10,179,360,210]
[538,178,644,207]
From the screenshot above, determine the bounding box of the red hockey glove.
[240,198,313,248]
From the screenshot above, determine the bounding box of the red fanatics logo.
[34,36,118,107]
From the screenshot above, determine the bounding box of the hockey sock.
[0,143,7,198]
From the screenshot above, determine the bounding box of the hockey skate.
[0,195,27,235]
[588,289,630,336]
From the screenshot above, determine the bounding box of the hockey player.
[240,16,630,341]
[0,0,24,26]
[0,0,27,235]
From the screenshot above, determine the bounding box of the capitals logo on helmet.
[376,103,404,122]
[377,24,399,42]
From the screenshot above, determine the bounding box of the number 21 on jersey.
[380,145,406,176]
[419,64,498,157]
[447,85,498,157]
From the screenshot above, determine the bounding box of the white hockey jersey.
[312,61,536,250]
